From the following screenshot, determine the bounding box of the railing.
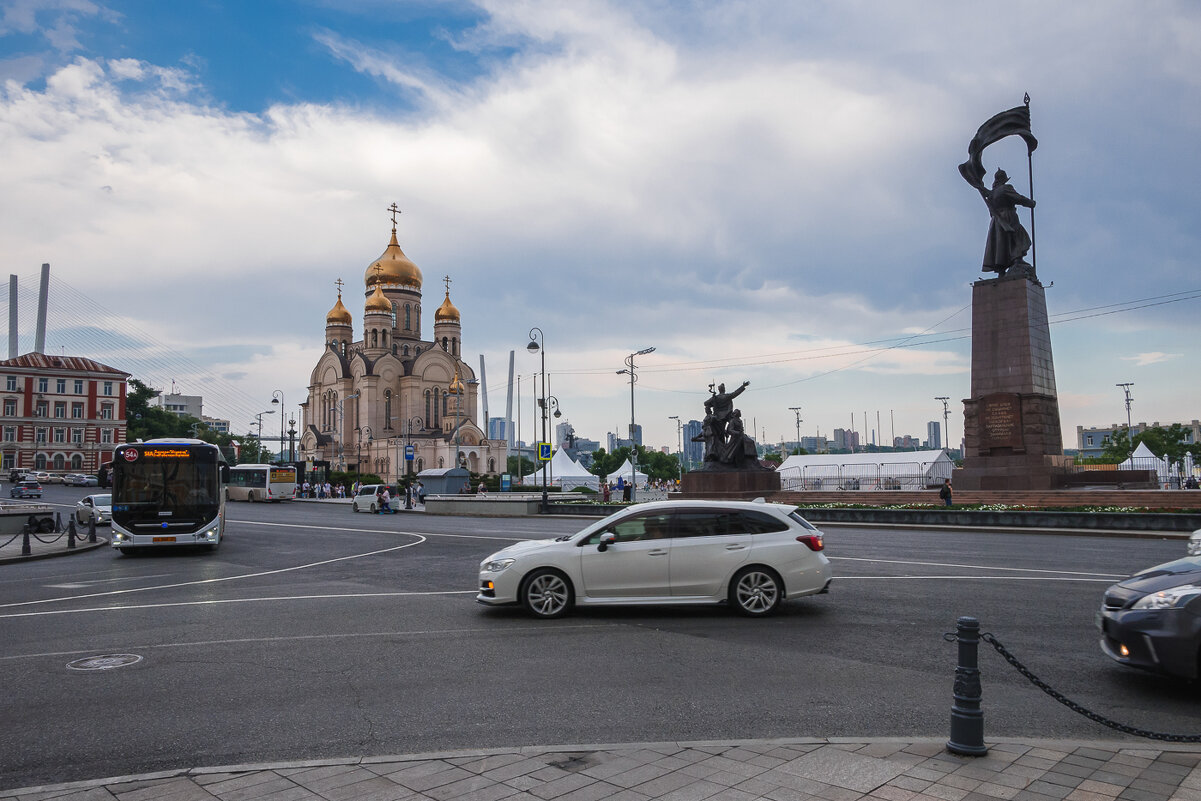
[778,461,951,491]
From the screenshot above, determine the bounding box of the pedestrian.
[324,481,332,499]
[379,486,392,514]
[602,482,610,503]
[477,481,486,495]
[302,480,310,498]
[939,478,953,507]
[416,481,426,505]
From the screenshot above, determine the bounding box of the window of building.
[1086,435,1093,446]
[35,427,47,444]
[71,428,82,445]
[53,428,65,443]
[101,429,113,444]
[71,454,83,469]
[56,379,66,393]
[100,404,113,420]
[2,426,14,442]
[2,454,12,470]
[103,381,113,396]
[37,378,48,393]
[5,376,16,391]
[72,403,83,418]
[3,399,14,416]
[35,401,48,417]
[54,402,66,418]
[52,453,64,470]
[74,380,83,394]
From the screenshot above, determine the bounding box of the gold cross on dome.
[334,277,344,296]
[388,203,401,228]
[443,275,452,295]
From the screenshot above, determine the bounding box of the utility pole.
[1116,383,1134,431]
[935,397,950,453]
[788,407,802,455]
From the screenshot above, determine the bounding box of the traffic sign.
[538,442,552,461]
[404,445,415,461]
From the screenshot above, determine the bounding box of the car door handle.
[648,549,668,556]
[725,545,746,551]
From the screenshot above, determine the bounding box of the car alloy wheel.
[731,567,782,617]
[522,568,573,619]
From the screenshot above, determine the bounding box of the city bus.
[226,464,297,502]
[109,438,229,553]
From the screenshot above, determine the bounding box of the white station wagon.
[478,499,832,618]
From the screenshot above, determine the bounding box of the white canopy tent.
[1119,441,1171,484]
[522,448,602,490]
[606,458,648,488]
[777,450,954,490]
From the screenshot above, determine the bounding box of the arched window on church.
[382,330,388,348]
[452,337,458,356]
[371,330,378,348]
[442,390,450,419]
[441,336,448,352]
[341,341,347,357]
[488,458,495,473]
[424,390,431,425]
[392,343,397,355]
[417,457,424,472]
[405,304,411,330]
[403,344,409,357]
[384,390,392,429]
[391,301,398,329]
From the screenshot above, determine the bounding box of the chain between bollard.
[981,632,1201,743]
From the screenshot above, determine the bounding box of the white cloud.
[1122,352,1179,367]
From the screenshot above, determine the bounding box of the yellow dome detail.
[449,366,464,395]
[326,294,352,326]
[435,291,460,324]
[364,284,391,314]
[365,227,423,289]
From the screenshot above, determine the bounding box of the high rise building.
[927,421,942,450]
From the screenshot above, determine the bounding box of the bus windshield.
[113,446,220,517]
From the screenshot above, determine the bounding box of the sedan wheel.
[521,569,573,619]
[730,567,782,617]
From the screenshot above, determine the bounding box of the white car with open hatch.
[478,499,832,619]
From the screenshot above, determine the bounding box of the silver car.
[75,494,112,526]
[478,499,833,619]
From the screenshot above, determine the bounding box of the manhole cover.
[67,654,143,671]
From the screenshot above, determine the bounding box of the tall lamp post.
[935,397,950,454]
[270,390,285,463]
[404,416,422,508]
[668,415,683,484]
[617,346,655,502]
[789,406,803,456]
[336,392,359,472]
[526,327,550,512]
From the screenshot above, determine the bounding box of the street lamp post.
[617,346,655,502]
[935,397,950,454]
[527,327,549,513]
[271,390,285,463]
[336,392,359,472]
[1116,383,1134,431]
[789,406,802,456]
[668,415,683,484]
[404,416,422,509]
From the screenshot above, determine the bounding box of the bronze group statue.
[691,380,768,471]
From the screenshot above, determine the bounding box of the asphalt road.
[1,488,1199,790]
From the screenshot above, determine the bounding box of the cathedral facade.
[299,215,503,480]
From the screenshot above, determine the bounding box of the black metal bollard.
[88,515,97,543]
[55,512,63,533]
[67,518,76,549]
[946,616,988,756]
[21,524,31,555]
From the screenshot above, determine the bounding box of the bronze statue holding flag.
[959,96,1039,278]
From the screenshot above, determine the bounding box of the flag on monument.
[958,105,1038,191]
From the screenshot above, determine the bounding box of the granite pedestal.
[680,467,781,498]
[954,271,1066,491]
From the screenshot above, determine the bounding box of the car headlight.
[1133,584,1201,610]
[482,558,515,573]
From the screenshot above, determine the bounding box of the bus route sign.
[404,445,415,461]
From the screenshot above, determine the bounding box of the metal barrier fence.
[0,514,98,556]
[778,461,951,491]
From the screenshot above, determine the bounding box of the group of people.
[299,480,343,499]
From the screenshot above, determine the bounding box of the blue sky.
[0,0,1198,452]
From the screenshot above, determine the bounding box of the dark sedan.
[1098,557,1201,679]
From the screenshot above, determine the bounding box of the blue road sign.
[404,445,415,461]
[538,442,552,461]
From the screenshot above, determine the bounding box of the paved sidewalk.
[4,738,1201,801]
[0,517,107,563]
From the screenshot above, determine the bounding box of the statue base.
[679,469,781,499]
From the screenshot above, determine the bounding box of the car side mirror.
[597,532,617,552]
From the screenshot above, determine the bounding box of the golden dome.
[449,367,464,395]
[435,290,460,324]
[364,284,391,314]
[326,294,352,326]
[365,227,422,289]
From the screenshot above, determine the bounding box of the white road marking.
[833,575,1114,582]
[0,533,427,610]
[0,589,477,619]
[828,555,1125,578]
[0,623,612,661]
[241,519,538,542]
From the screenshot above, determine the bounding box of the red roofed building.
[0,353,130,475]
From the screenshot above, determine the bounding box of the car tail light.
[796,534,824,552]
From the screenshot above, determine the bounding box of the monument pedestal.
[953,271,1065,491]
[681,467,780,498]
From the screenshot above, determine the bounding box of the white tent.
[606,458,648,488]
[522,449,602,490]
[777,449,954,490]
[1120,442,1171,483]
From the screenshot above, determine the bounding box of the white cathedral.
[299,212,505,480]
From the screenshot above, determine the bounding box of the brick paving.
[3,739,1201,801]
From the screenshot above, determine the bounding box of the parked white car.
[477,499,832,618]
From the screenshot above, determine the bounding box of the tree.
[126,378,192,442]
[507,454,534,477]
[764,452,783,466]
[1101,425,1201,469]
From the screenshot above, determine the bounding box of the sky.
[0,0,1198,455]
